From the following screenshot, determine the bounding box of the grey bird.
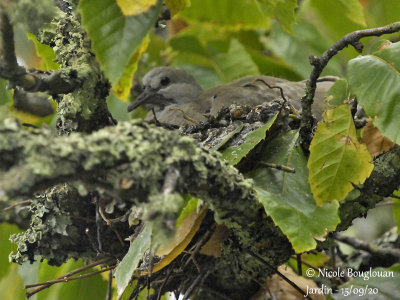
[127,67,334,126]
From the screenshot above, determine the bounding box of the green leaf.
[115,225,152,299]
[221,114,277,165]
[0,79,13,106]
[348,42,400,144]
[214,39,260,82]
[247,131,340,253]
[267,21,343,78]
[178,0,270,30]
[176,196,199,228]
[27,33,59,71]
[170,35,209,57]
[116,0,157,16]
[79,0,161,86]
[308,0,366,40]
[212,121,244,151]
[365,0,400,28]
[246,46,302,81]
[0,265,25,300]
[0,223,21,278]
[335,264,400,300]
[324,79,350,106]
[165,0,191,16]
[113,35,150,102]
[256,0,297,33]
[308,105,373,205]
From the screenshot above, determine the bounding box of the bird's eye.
[160,77,170,86]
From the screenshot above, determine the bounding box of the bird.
[127,67,335,126]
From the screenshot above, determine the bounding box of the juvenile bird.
[127,67,334,126]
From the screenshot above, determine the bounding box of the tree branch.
[300,21,400,151]
[0,10,81,94]
[334,233,400,262]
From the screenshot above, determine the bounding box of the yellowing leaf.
[137,206,207,275]
[113,35,150,102]
[165,0,190,16]
[308,104,374,205]
[361,120,395,157]
[79,0,161,86]
[116,0,157,16]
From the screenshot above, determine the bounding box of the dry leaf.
[136,206,207,275]
[200,224,228,258]
[361,120,394,157]
[252,265,325,300]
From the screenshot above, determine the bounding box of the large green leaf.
[257,0,297,33]
[348,42,400,144]
[308,0,366,40]
[308,105,373,205]
[267,21,343,78]
[165,0,191,16]
[364,0,400,28]
[178,0,271,30]
[79,0,161,86]
[247,131,340,253]
[114,225,152,299]
[214,39,260,82]
[221,114,277,165]
[324,79,351,106]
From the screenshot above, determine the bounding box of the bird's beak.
[127,90,173,112]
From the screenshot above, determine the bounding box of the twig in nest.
[182,268,209,300]
[300,21,400,152]
[254,78,288,117]
[168,107,200,125]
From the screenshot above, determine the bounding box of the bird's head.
[127,67,203,112]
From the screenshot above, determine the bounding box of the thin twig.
[26,260,115,299]
[334,233,400,261]
[156,266,174,300]
[26,266,114,298]
[182,269,208,300]
[254,78,288,117]
[300,22,400,152]
[257,161,295,173]
[3,200,31,211]
[25,257,115,288]
[246,249,312,300]
[296,254,302,276]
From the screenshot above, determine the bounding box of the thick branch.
[300,22,400,151]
